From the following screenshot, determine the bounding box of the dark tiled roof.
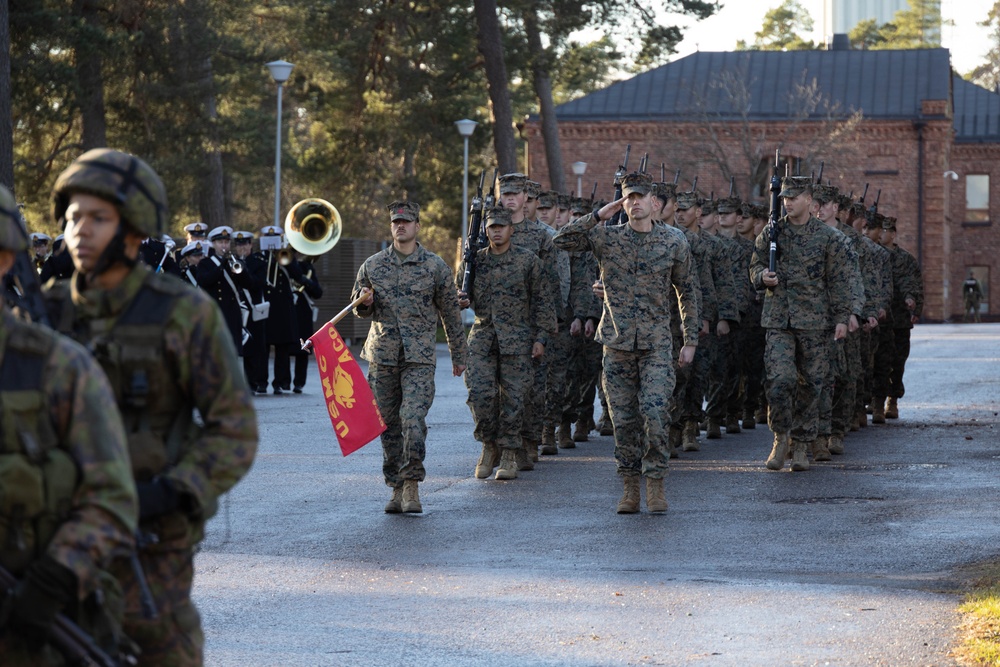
[554,48,952,122]
[953,73,1000,142]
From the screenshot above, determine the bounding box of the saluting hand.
[597,196,626,221]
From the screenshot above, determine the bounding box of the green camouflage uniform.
[749,216,853,447]
[45,264,258,666]
[887,243,923,399]
[554,212,700,478]
[701,232,740,425]
[0,307,138,665]
[562,247,602,425]
[352,243,468,487]
[541,225,574,436]
[459,245,553,452]
[862,237,893,408]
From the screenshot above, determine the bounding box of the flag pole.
[301,291,369,351]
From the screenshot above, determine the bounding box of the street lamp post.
[267,60,294,231]
[572,161,588,197]
[455,119,477,241]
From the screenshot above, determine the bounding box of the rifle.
[0,563,123,667]
[589,181,598,204]
[858,183,869,205]
[460,170,487,300]
[768,149,782,273]
[3,206,51,327]
[673,169,681,186]
[815,161,824,184]
[691,176,698,194]
[728,176,735,198]
[868,188,881,219]
[609,144,631,226]
[660,163,665,182]
[638,152,648,174]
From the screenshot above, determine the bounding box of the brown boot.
[725,416,741,434]
[742,409,757,430]
[401,480,422,513]
[790,441,810,472]
[766,432,790,471]
[495,449,518,480]
[857,410,868,429]
[516,443,534,471]
[557,420,575,449]
[668,425,682,459]
[645,477,668,513]
[886,397,899,419]
[475,443,499,479]
[828,434,844,455]
[812,438,832,462]
[573,419,590,442]
[525,437,539,463]
[872,398,886,424]
[598,412,614,436]
[540,422,558,455]
[756,407,768,425]
[616,476,641,514]
[384,486,403,513]
[681,421,700,451]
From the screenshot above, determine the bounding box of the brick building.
[523,47,1000,321]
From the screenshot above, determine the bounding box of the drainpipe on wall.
[914,120,925,268]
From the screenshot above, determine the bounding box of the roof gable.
[953,73,1000,142]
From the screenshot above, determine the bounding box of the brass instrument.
[284,198,341,256]
[227,254,244,274]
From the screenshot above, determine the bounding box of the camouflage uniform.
[0,186,137,665]
[352,242,467,488]
[749,201,854,457]
[459,242,553,456]
[554,205,700,479]
[887,239,923,400]
[699,222,740,434]
[44,149,258,666]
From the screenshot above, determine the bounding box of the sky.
[661,0,993,75]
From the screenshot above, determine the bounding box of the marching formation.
[351,157,924,517]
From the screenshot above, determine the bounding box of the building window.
[966,174,990,223]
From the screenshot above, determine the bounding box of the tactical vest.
[49,273,199,483]
[0,319,76,574]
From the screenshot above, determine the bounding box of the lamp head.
[266,60,294,84]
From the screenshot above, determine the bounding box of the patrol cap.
[484,206,512,227]
[699,198,718,215]
[654,182,677,202]
[675,191,699,210]
[837,193,853,211]
[882,216,897,231]
[570,197,590,215]
[525,180,541,199]
[536,190,558,209]
[232,230,254,242]
[740,201,755,218]
[864,211,882,230]
[498,172,528,194]
[184,221,208,236]
[717,196,741,214]
[260,225,283,236]
[387,200,420,222]
[208,225,233,241]
[557,194,572,210]
[0,185,28,252]
[812,184,839,204]
[779,176,813,198]
[180,241,204,258]
[621,172,653,197]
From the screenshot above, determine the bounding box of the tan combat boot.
[886,397,899,419]
[495,449,518,480]
[872,398,886,424]
[516,444,534,471]
[681,420,700,452]
[525,437,539,464]
[766,432,790,470]
[756,407,768,425]
[668,425,682,459]
[573,419,590,442]
[828,434,845,455]
[474,443,499,479]
[742,409,757,430]
[725,415,741,434]
[790,441,810,471]
[558,420,575,449]
[616,476,641,514]
[706,418,722,439]
[857,410,868,429]
[384,486,403,513]
[645,477,668,513]
[597,410,614,436]
[401,480,422,513]
[540,422,558,455]
[812,438,832,462]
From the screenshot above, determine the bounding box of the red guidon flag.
[308,323,386,456]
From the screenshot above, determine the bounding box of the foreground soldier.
[0,185,138,665]
[458,207,552,481]
[352,201,467,513]
[749,177,853,472]
[44,148,258,665]
[555,173,699,513]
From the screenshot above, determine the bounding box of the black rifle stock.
[768,149,782,274]
[589,181,598,203]
[609,144,630,226]
[0,564,122,667]
[460,170,487,300]
[816,161,824,184]
[868,188,881,219]
[673,169,681,186]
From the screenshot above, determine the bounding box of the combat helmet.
[0,186,27,253]
[52,148,168,238]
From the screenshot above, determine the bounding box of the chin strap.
[85,223,136,285]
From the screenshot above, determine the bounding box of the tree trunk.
[196,54,226,229]
[473,0,517,173]
[0,0,13,190]
[522,6,563,191]
[74,0,107,150]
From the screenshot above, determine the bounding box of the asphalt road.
[194,323,1000,666]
